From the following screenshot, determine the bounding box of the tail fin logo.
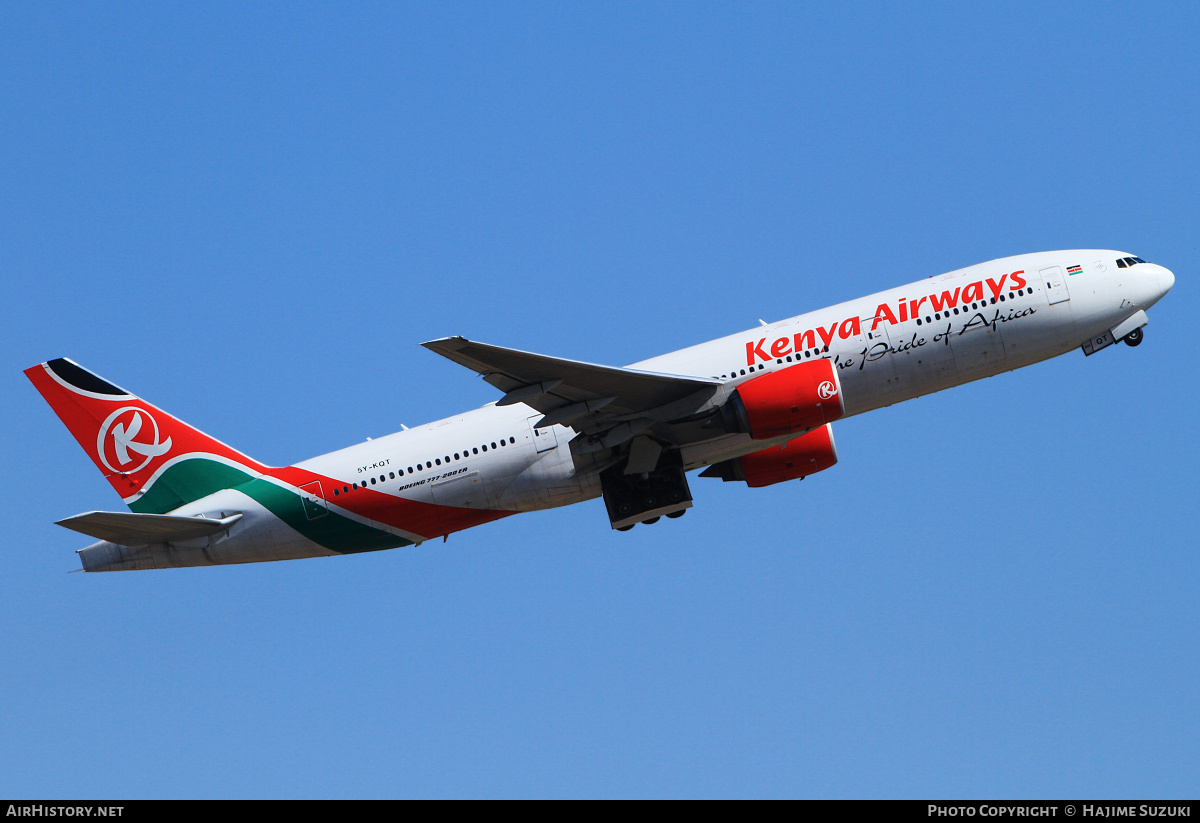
[97,407,173,475]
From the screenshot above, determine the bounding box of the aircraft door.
[1040,266,1071,305]
[298,480,329,520]
[528,416,558,453]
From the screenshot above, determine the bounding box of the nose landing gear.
[1123,328,1144,347]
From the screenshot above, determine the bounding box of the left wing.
[422,337,722,446]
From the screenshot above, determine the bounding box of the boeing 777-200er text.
[28,250,1174,572]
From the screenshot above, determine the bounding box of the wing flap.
[56,511,243,545]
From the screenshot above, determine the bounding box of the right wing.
[422,337,724,447]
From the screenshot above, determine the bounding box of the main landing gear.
[601,454,693,531]
[1123,328,1144,347]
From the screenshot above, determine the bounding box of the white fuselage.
[116,249,1170,571]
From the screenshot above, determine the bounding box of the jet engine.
[700,424,838,488]
[720,359,844,439]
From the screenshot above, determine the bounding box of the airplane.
[26,250,1174,572]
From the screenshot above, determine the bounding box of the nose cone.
[1158,266,1175,298]
[1135,263,1175,308]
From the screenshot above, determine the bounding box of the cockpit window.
[1116,256,1149,268]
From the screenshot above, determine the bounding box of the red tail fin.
[25,358,267,508]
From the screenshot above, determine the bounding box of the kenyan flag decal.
[1067,264,1082,275]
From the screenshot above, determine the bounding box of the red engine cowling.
[738,424,839,488]
[723,359,844,439]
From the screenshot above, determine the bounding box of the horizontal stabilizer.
[56,511,243,546]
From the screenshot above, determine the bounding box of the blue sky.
[3,2,1197,798]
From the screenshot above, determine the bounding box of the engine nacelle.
[721,359,844,439]
[700,424,839,488]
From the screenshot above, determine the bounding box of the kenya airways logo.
[817,381,838,400]
[96,407,172,474]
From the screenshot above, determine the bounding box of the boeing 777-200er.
[28,250,1174,572]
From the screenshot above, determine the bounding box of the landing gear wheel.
[616,524,635,532]
[1124,328,1144,347]
[641,517,660,525]
[666,510,685,519]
